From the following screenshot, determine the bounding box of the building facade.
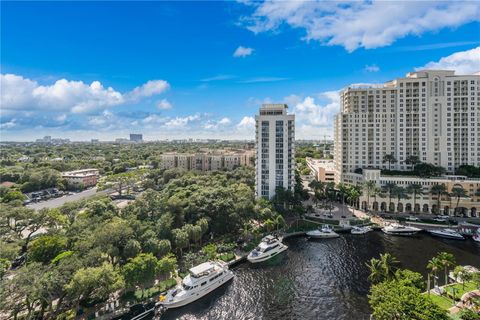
[62,169,100,188]
[306,158,335,183]
[255,104,295,198]
[334,70,480,182]
[348,169,480,217]
[130,134,143,142]
[159,149,254,171]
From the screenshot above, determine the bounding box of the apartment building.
[255,104,295,199]
[306,158,335,183]
[335,70,480,181]
[159,149,254,171]
[62,169,100,188]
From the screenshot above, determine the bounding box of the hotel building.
[255,104,295,199]
[334,70,480,216]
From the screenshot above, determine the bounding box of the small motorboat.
[306,225,340,239]
[247,235,288,263]
[351,226,372,235]
[428,228,465,240]
[473,231,480,243]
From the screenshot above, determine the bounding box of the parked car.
[406,216,420,221]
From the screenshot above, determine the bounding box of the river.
[159,232,480,320]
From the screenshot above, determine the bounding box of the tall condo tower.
[255,104,295,198]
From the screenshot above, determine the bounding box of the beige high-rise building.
[335,70,480,183]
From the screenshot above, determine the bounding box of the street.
[26,187,108,210]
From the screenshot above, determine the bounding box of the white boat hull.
[382,229,419,236]
[158,272,234,309]
[472,235,480,242]
[428,231,464,240]
[247,245,288,263]
[306,231,340,239]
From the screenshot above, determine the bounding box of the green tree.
[405,155,421,171]
[431,184,447,214]
[66,263,124,311]
[383,153,397,170]
[157,253,177,279]
[172,229,189,255]
[369,279,449,320]
[427,257,442,291]
[28,234,68,264]
[393,186,408,211]
[122,253,159,296]
[406,183,423,214]
[382,182,397,212]
[451,185,468,216]
[436,252,456,286]
[202,243,217,260]
[1,190,27,203]
[363,180,376,211]
[366,253,400,284]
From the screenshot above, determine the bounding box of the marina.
[156,231,480,320]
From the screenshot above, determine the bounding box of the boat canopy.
[189,262,215,277]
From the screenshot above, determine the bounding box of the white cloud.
[240,77,288,83]
[233,46,254,57]
[364,64,380,72]
[1,119,17,129]
[126,80,170,101]
[157,98,173,110]
[240,1,480,52]
[200,74,235,82]
[236,116,255,129]
[0,73,170,114]
[218,117,232,125]
[164,114,200,128]
[417,46,480,75]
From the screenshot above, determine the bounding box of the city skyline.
[2,1,480,141]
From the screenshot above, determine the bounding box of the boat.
[473,231,480,243]
[247,235,288,263]
[428,228,465,240]
[156,261,234,309]
[351,226,372,235]
[306,224,340,239]
[382,223,421,236]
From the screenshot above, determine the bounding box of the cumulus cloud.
[126,80,170,101]
[364,64,380,72]
[417,46,480,75]
[236,116,256,129]
[0,73,170,114]
[240,1,480,52]
[164,114,201,128]
[157,98,173,110]
[233,46,254,57]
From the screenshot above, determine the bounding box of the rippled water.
[160,232,480,320]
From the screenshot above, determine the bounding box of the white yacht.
[247,235,288,263]
[473,231,480,243]
[306,225,340,239]
[382,223,422,236]
[156,261,234,309]
[351,226,372,235]
[428,228,465,240]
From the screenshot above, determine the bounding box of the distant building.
[91,139,99,144]
[130,134,143,142]
[255,104,295,199]
[159,149,254,171]
[306,158,335,183]
[62,169,100,188]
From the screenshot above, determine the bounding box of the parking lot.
[26,187,107,210]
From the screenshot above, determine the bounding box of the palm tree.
[451,185,468,216]
[393,186,408,213]
[437,252,456,286]
[371,186,382,212]
[383,182,397,212]
[366,258,384,284]
[383,153,397,170]
[347,186,361,215]
[406,183,423,214]
[431,184,447,214]
[405,155,420,171]
[380,253,400,281]
[427,257,442,291]
[363,181,376,211]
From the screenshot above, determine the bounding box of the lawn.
[426,281,478,311]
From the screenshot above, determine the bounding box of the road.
[27,187,108,210]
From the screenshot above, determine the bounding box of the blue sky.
[1,1,480,141]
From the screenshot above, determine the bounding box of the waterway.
[160,232,480,320]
